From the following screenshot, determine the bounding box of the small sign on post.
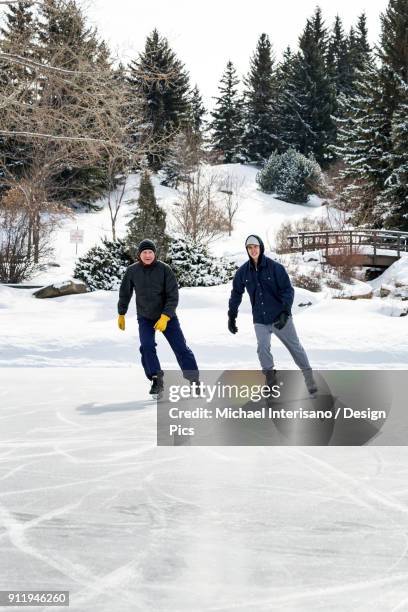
[70,228,84,256]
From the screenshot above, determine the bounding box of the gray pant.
[254,317,312,373]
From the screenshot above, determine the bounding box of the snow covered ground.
[1,164,408,610]
[0,279,407,369]
[28,164,325,286]
[2,162,406,370]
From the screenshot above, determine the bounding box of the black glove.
[273,310,290,330]
[228,315,238,334]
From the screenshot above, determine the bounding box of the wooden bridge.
[285,229,408,268]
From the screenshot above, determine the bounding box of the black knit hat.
[137,239,157,255]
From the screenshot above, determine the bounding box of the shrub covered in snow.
[166,237,236,287]
[73,238,133,291]
[73,236,235,291]
[257,149,325,203]
[291,272,322,292]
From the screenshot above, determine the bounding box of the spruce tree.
[210,61,243,163]
[334,63,388,225]
[273,47,297,152]
[36,0,114,204]
[374,0,408,227]
[128,29,191,172]
[327,15,353,96]
[189,85,206,135]
[0,1,35,179]
[275,8,337,165]
[381,99,408,229]
[347,13,372,93]
[126,171,170,258]
[241,33,278,163]
[355,13,371,61]
[335,0,408,228]
[160,129,201,188]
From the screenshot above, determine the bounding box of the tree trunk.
[33,210,40,264]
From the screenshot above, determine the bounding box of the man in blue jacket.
[228,235,317,395]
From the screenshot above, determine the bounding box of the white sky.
[85,0,388,107]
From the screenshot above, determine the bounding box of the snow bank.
[370,253,408,289]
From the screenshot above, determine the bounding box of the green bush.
[73,238,133,291]
[166,237,236,287]
[257,149,325,204]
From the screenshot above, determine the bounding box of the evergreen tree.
[128,29,191,172]
[160,129,201,188]
[273,47,297,152]
[189,84,206,135]
[73,238,133,291]
[257,149,325,204]
[166,237,236,287]
[334,63,388,225]
[327,15,353,96]
[241,33,278,163]
[381,99,408,229]
[335,0,408,228]
[0,1,35,179]
[347,13,372,93]
[126,171,170,258]
[275,8,337,165]
[210,61,243,163]
[356,13,371,59]
[0,0,34,81]
[36,0,115,204]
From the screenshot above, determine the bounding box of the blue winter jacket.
[228,235,294,325]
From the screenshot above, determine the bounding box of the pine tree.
[0,0,34,81]
[374,0,408,227]
[334,63,389,225]
[210,61,243,163]
[0,1,35,179]
[355,13,371,60]
[36,0,115,204]
[275,8,337,165]
[126,171,170,258]
[166,237,236,287]
[189,85,206,135]
[74,238,133,291]
[381,98,408,229]
[327,15,353,96]
[160,129,201,188]
[347,13,372,93]
[273,47,297,152]
[128,29,191,172]
[335,0,408,228]
[241,33,278,163]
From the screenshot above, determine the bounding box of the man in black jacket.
[228,235,317,395]
[117,239,199,395]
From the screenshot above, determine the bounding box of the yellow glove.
[118,314,125,331]
[154,314,170,332]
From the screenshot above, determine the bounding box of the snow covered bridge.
[286,229,408,268]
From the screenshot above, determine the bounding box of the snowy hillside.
[29,164,325,286]
[1,162,404,370]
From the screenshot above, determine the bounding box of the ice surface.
[1,369,408,611]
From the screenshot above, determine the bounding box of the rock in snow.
[33,278,88,299]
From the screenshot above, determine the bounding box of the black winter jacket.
[117,260,178,321]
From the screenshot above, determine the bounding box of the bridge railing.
[286,229,408,257]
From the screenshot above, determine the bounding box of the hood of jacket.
[245,234,265,262]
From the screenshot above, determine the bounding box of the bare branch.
[0,52,97,75]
